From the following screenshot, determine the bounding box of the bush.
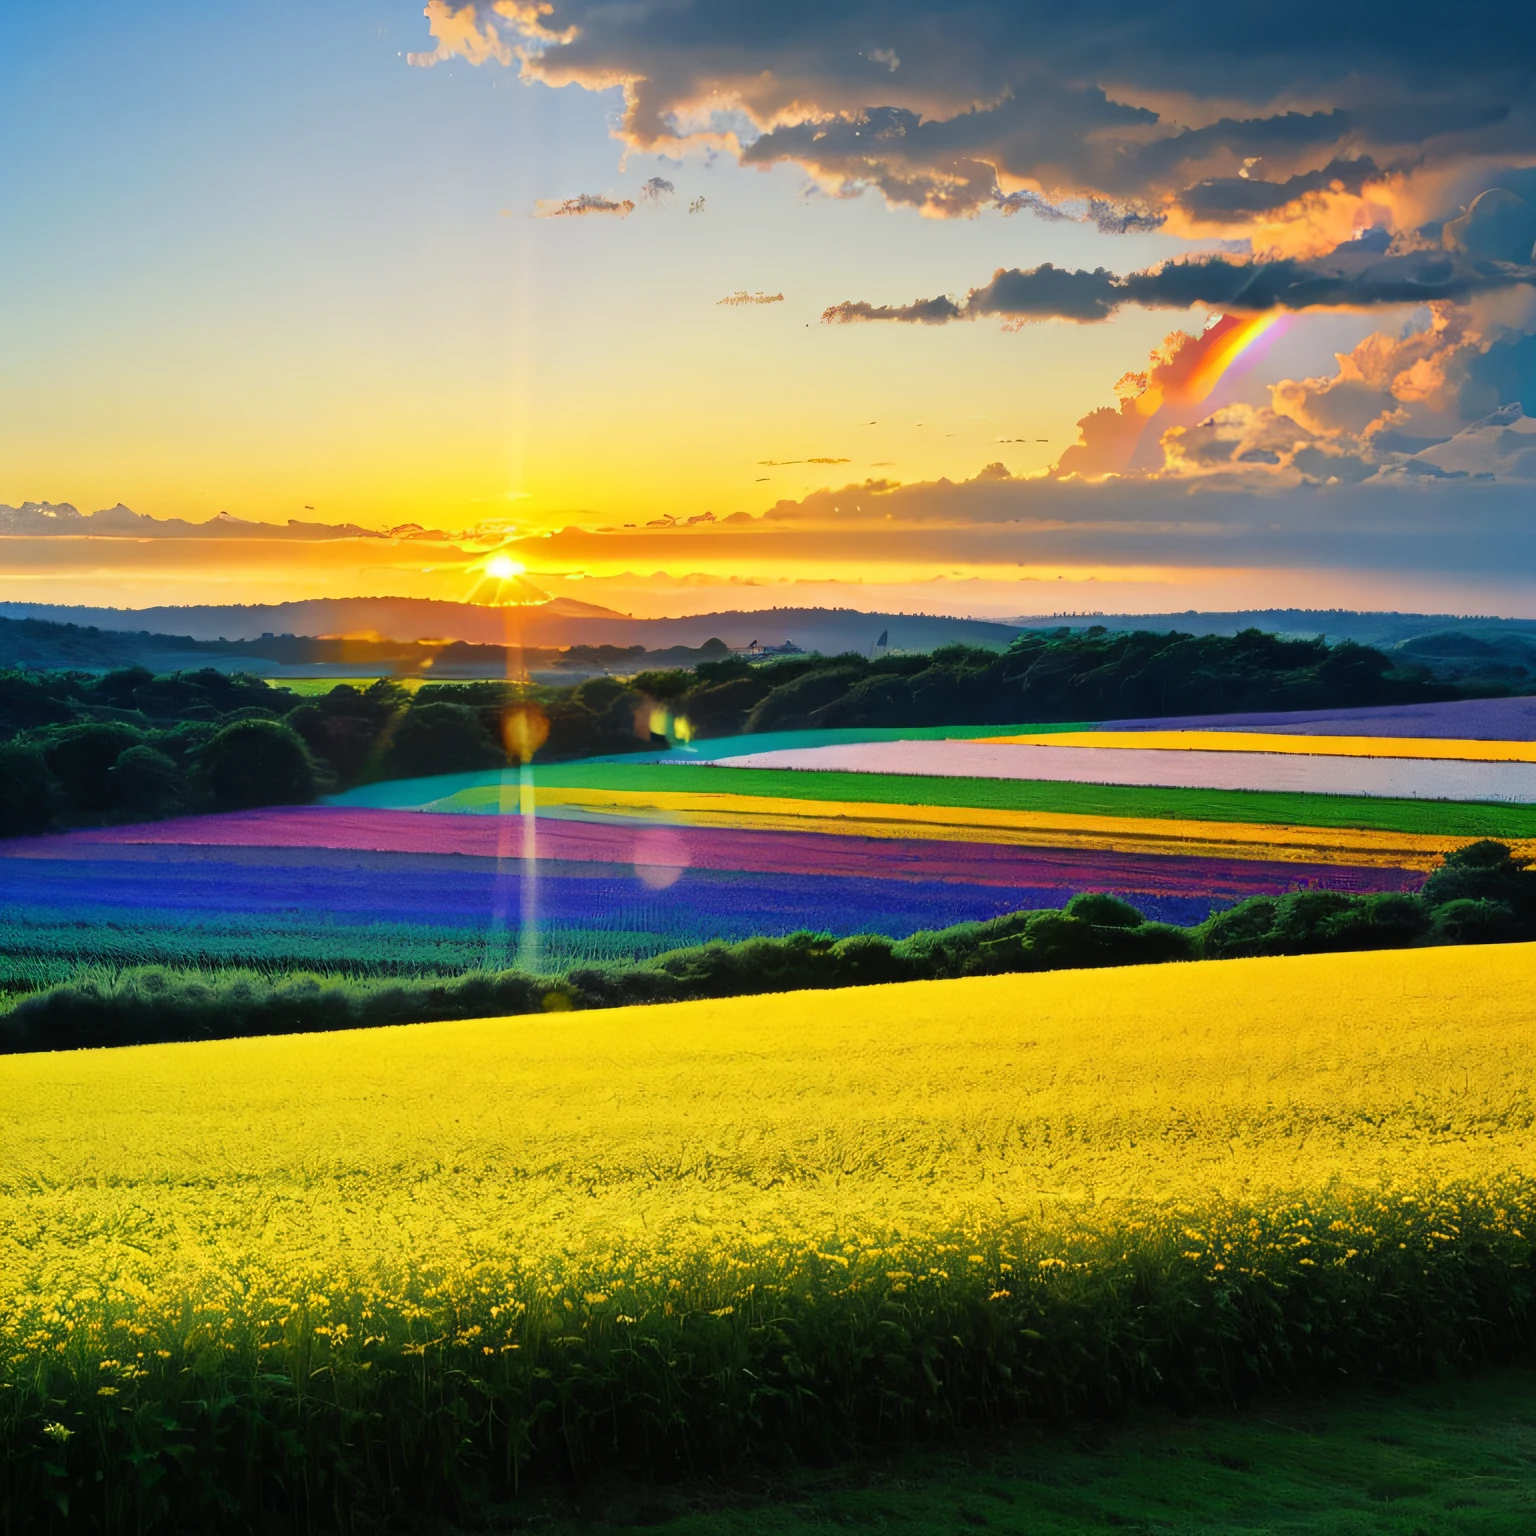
[1420,839,1536,919]
[0,743,56,837]
[381,702,504,779]
[43,722,144,813]
[1199,889,1433,959]
[683,676,772,737]
[107,745,184,817]
[1198,898,1281,959]
[1063,891,1144,928]
[744,665,864,732]
[1428,898,1527,944]
[1011,911,1195,971]
[197,720,320,810]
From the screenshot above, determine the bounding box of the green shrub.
[381,701,504,779]
[1420,839,1536,919]
[108,745,183,816]
[0,742,56,837]
[1063,891,1145,928]
[1429,898,1526,944]
[43,722,144,812]
[197,719,320,810]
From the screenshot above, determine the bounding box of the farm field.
[0,803,1353,1002]
[709,737,1536,802]
[13,696,1536,1012]
[347,759,1536,838]
[2,943,1532,1527]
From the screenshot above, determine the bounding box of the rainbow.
[1176,311,1285,405]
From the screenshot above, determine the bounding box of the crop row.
[393,759,1536,838]
[3,839,1529,1051]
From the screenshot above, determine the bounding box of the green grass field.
[261,675,424,694]
[463,1368,1536,1535]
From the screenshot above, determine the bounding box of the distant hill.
[1009,608,1536,648]
[0,599,1024,655]
[6,600,1536,690]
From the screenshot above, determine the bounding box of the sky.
[3,0,1536,619]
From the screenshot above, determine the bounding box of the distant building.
[738,639,804,658]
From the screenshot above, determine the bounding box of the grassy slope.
[527,762,1536,838]
[498,1368,1536,1535]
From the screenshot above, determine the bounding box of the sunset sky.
[4,1,1535,617]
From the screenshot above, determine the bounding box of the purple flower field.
[1105,696,1536,740]
[0,806,1423,981]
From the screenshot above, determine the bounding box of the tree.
[108,745,183,816]
[43,723,144,813]
[380,702,503,780]
[88,666,155,709]
[0,743,56,838]
[1420,839,1536,922]
[197,719,319,810]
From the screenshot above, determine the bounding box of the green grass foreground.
[458,1368,1536,1535]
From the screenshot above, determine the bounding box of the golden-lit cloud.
[409,1,1536,247]
[533,193,635,218]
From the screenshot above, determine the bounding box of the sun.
[484,553,525,581]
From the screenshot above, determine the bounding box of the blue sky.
[3,1,1534,616]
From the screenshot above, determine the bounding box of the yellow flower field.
[984,728,1536,761]
[3,945,1533,1519]
[3,942,1531,1329]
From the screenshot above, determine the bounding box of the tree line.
[0,626,1475,838]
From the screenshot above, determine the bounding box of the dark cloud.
[639,176,675,201]
[824,243,1536,327]
[994,188,1165,233]
[823,294,965,325]
[414,2,1536,223]
[1443,188,1536,262]
[1176,157,1382,221]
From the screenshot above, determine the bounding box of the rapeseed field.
[2,945,1533,1529]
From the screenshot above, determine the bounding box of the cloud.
[1443,188,1536,262]
[639,176,675,201]
[1174,158,1384,222]
[824,238,1536,327]
[718,290,785,305]
[513,467,1536,597]
[994,189,1165,235]
[410,2,1536,231]
[407,0,515,67]
[0,504,465,541]
[822,294,964,325]
[533,193,635,218]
